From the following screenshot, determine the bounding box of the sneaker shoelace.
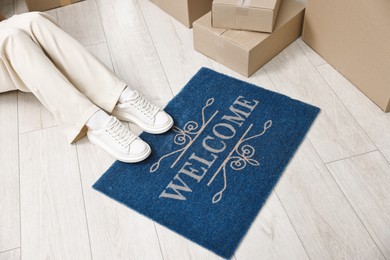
[106,118,136,150]
[130,91,160,119]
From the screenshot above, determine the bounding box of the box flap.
[222,0,304,50]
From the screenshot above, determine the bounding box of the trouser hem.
[68,104,100,144]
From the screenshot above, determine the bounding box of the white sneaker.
[87,116,151,163]
[112,90,173,134]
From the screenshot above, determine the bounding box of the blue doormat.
[93,67,320,259]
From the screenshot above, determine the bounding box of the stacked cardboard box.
[302,0,390,112]
[194,0,305,77]
[25,0,84,11]
[149,0,213,28]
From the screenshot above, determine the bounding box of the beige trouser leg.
[0,12,127,143]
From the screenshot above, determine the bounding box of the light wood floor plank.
[138,0,212,94]
[326,151,390,258]
[235,192,309,260]
[154,221,227,260]
[94,0,173,108]
[86,43,114,70]
[296,38,326,66]
[0,92,20,252]
[211,61,277,93]
[76,137,164,260]
[44,9,58,20]
[317,63,390,148]
[379,146,390,163]
[19,127,91,259]
[275,139,384,260]
[265,42,376,163]
[17,92,42,133]
[0,248,20,260]
[56,0,105,46]
[17,92,57,134]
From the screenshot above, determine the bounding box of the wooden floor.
[1,0,390,259]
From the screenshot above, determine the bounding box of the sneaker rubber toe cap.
[155,111,173,127]
[129,139,150,156]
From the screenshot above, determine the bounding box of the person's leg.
[0,54,17,93]
[7,12,127,113]
[8,12,174,134]
[0,19,19,93]
[0,27,151,162]
[0,27,100,143]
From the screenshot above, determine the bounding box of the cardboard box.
[194,0,304,77]
[149,0,213,28]
[212,0,282,33]
[302,0,390,112]
[25,0,84,11]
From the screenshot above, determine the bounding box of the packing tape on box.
[241,0,254,7]
[60,0,72,6]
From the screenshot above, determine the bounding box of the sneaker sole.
[113,110,174,134]
[87,134,151,163]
